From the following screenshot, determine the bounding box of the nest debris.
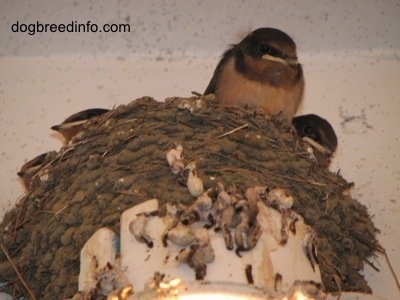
[0,95,381,299]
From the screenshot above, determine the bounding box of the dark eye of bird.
[305,126,314,135]
[259,43,272,55]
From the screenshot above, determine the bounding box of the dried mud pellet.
[97,193,114,210]
[73,225,96,245]
[113,104,127,116]
[115,130,135,142]
[243,133,268,149]
[156,135,170,146]
[55,274,69,287]
[49,285,61,298]
[49,224,68,244]
[116,149,137,165]
[232,150,247,161]
[218,139,237,154]
[61,227,76,246]
[40,222,53,237]
[114,174,137,190]
[105,135,122,149]
[126,135,158,151]
[245,146,276,161]
[101,212,121,225]
[86,154,101,170]
[204,144,221,154]
[105,170,128,183]
[108,194,127,210]
[14,227,29,244]
[151,148,166,160]
[39,272,51,286]
[92,177,108,191]
[84,168,103,184]
[41,251,55,268]
[346,253,363,270]
[80,205,101,223]
[72,190,85,203]
[133,146,158,162]
[300,207,319,225]
[128,96,157,107]
[61,209,83,226]
[0,261,14,277]
[74,143,92,156]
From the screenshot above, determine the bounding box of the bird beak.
[261,54,298,67]
[51,120,88,131]
[286,58,298,67]
[302,136,333,155]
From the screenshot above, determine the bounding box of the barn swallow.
[292,114,338,167]
[204,27,304,125]
[51,108,109,141]
[17,152,50,190]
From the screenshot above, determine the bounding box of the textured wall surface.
[0,0,399,298]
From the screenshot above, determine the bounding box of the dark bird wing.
[62,108,110,123]
[204,47,235,95]
[51,108,110,131]
[17,152,48,177]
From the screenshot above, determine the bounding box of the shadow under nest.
[0,95,381,299]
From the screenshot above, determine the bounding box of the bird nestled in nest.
[204,27,304,126]
[292,114,338,168]
[204,27,338,167]
[17,152,49,190]
[51,108,110,142]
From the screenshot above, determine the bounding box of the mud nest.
[0,95,381,299]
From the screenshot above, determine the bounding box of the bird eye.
[259,44,272,54]
[305,126,314,135]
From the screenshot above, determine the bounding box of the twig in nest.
[0,243,36,300]
[96,108,116,126]
[57,146,76,168]
[364,258,380,272]
[47,204,69,225]
[112,190,143,197]
[101,123,165,160]
[70,132,110,147]
[266,171,328,187]
[249,118,281,147]
[101,132,137,160]
[12,194,30,241]
[307,179,329,187]
[222,105,254,118]
[11,195,50,232]
[191,91,202,97]
[96,181,114,196]
[248,117,263,131]
[364,251,400,291]
[30,154,62,180]
[31,145,75,180]
[109,118,139,130]
[199,123,249,147]
[315,169,348,188]
[382,251,400,291]
[37,133,109,175]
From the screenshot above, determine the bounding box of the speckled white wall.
[2,0,400,57]
[0,0,399,298]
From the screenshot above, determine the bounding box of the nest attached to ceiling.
[0,95,381,299]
